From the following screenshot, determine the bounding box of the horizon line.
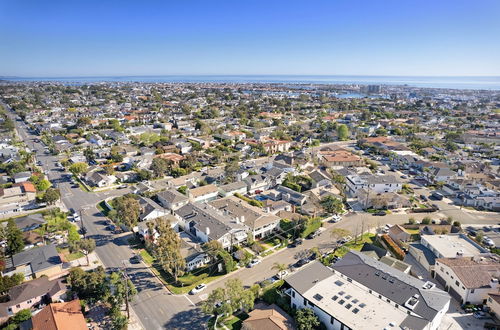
[2,74,500,79]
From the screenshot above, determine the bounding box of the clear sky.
[1,0,499,77]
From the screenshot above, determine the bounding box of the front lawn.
[57,247,84,261]
[333,233,376,257]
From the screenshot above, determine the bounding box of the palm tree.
[272,262,287,279]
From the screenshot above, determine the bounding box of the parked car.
[189,283,207,295]
[329,214,342,223]
[288,238,303,248]
[307,230,321,239]
[294,258,311,268]
[473,311,491,319]
[373,211,387,216]
[130,254,143,264]
[248,259,262,268]
[420,194,428,201]
[484,238,495,247]
[430,192,444,200]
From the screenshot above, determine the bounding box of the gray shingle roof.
[10,244,62,273]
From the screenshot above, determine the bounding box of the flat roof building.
[421,234,488,259]
[285,251,450,330]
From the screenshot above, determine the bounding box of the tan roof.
[437,257,500,289]
[319,149,361,163]
[32,299,88,330]
[243,303,295,330]
[389,224,409,236]
[189,184,219,198]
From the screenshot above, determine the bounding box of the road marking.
[183,294,196,306]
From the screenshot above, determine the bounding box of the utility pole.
[79,209,86,238]
[122,260,130,319]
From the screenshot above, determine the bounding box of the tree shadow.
[164,308,208,330]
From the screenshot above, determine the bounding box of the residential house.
[242,303,295,330]
[318,148,363,167]
[285,251,450,330]
[276,185,308,206]
[244,175,272,194]
[85,171,117,188]
[13,171,32,183]
[27,299,88,330]
[137,196,167,222]
[10,213,46,232]
[157,189,189,210]
[487,293,500,319]
[434,256,500,304]
[210,196,281,239]
[308,170,331,188]
[345,174,402,197]
[388,225,411,242]
[0,182,37,215]
[218,181,248,197]
[174,202,249,250]
[3,244,63,280]
[0,277,67,321]
[188,184,219,203]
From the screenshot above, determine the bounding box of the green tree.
[421,216,432,225]
[151,217,186,282]
[70,238,96,265]
[11,309,32,324]
[42,188,61,205]
[295,308,320,330]
[68,266,108,303]
[113,195,140,228]
[271,262,287,278]
[177,185,187,195]
[6,218,24,255]
[337,124,349,141]
[69,162,89,176]
[150,158,169,178]
[320,195,344,214]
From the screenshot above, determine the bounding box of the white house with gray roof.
[345,174,402,197]
[285,251,450,330]
[174,202,248,249]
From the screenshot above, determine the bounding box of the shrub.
[381,234,405,260]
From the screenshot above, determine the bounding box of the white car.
[189,283,206,295]
[248,259,262,268]
[330,214,342,223]
[484,239,495,247]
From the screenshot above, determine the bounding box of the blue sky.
[0,0,499,77]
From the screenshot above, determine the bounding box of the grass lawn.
[139,249,154,265]
[333,233,376,257]
[57,248,84,261]
[96,201,110,216]
[73,175,91,192]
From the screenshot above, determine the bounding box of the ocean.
[2,75,500,90]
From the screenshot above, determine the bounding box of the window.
[292,303,296,309]
[292,291,295,298]
[331,316,334,324]
[455,281,459,286]
[304,298,308,306]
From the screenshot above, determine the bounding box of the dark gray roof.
[332,251,450,323]
[409,243,437,266]
[9,244,61,273]
[360,243,388,259]
[13,213,47,232]
[285,261,333,294]
[137,196,164,220]
[157,189,188,204]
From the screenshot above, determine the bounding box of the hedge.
[381,234,405,260]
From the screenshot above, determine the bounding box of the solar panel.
[345,303,352,309]
[339,299,345,305]
[332,295,338,301]
[338,291,345,296]
[313,294,323,301]
[353,308,360,314]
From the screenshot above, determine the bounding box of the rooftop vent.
[313,294,323,301]
[422,281,435,290]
